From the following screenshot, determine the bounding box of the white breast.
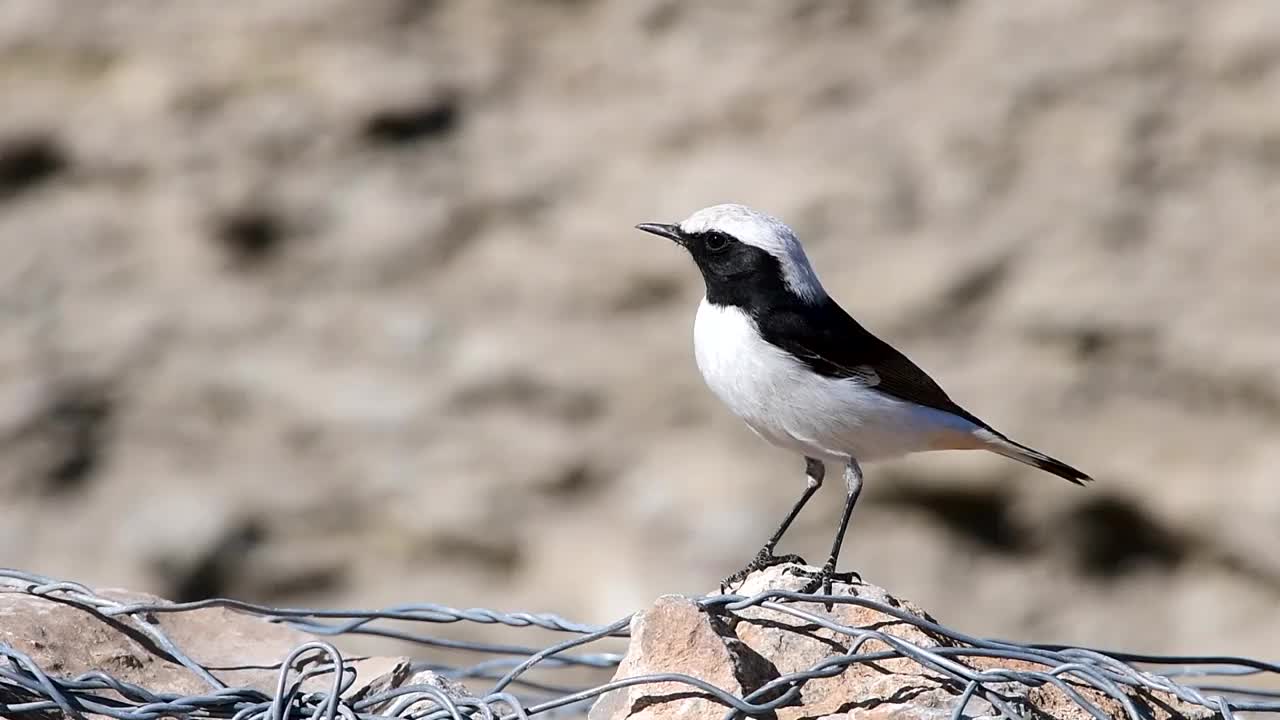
[692,299,975,463]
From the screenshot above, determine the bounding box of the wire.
[1,568,1276,719]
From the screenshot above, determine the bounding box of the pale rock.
[0,585,419,701]
[590,565,1218,720]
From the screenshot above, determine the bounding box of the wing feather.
[756,300,990,429]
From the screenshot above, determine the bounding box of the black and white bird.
[636,203,1091,592]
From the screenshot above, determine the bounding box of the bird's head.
[636,203,826,306]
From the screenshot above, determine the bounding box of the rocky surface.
[0,583,436,703]
[0,569,1222,720]
[590,565,1217,720]
[0,0,1278,658]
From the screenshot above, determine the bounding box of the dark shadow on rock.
[0,133,67,200]
[214,208,286,268]
[1059,494,1187,578]
[630,691,732,716]
[794,682,936,720]
[707,611,783,698]
[43,383,113,494]
[1049,492,1280,593]
[538,461,608,500]
[872,478,1033,555]
[362,97,460,145]
[13,379,116,497]
[167,518,268,602]
[716,613,847,657]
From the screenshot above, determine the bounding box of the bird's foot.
[795,562,862,609]
[719,549,808,594]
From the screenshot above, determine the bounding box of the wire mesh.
[1,568,1278,720]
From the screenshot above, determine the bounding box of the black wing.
[755,299,991,429]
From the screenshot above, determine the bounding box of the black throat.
[688,237,863,383]
[694,241,811,315]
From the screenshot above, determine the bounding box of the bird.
[635,203,1091,594]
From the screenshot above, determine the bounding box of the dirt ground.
[1,0,1278,659]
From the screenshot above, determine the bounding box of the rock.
[588,595,761,720]
[590,565,1217,720]
[363,669,476,716]
[0,583,426,702]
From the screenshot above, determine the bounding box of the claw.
[719,549,809,593]
[794,564,862,609]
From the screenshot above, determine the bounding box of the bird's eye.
[703,231,731,252]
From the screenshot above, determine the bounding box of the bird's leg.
[757,457,825,564]
[800,458,863,600]
[720,458,824,592]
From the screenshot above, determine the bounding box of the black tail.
[980,432,1092,485]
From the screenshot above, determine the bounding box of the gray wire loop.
[1,568,1276,719]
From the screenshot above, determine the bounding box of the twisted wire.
[1,568,1277,720]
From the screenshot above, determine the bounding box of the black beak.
[635,222,686,245]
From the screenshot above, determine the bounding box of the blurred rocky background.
[0,0,1277,660]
